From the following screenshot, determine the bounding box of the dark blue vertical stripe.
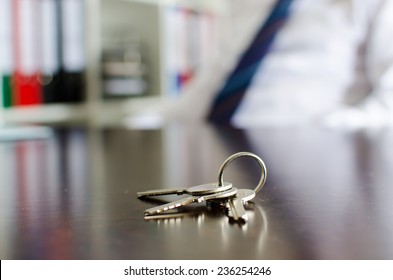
[207,0,294,123]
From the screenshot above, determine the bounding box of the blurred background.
[2,0,393,129]
[0,0,229,127]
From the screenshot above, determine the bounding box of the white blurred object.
[323,100,393,129]
[124,113,164,129]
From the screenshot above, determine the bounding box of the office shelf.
[2,104,88,124]
[0,0,230,126]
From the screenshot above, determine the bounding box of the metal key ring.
[217,152,267,194]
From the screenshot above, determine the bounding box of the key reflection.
[143,203,270,259]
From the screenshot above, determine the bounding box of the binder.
[164,6,191,96]
[39,0,62,104]
[176,8,189,92]
[13,0,42,106]
[183,9,198,84]
[162,7,216,97]
[1,75,13,108]
[198,12,214,69]
[58,0,86,103]
[0,0,14,108]
[163,6,179,96]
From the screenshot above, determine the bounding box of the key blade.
[228,199,240,220]
[137,188,183,198]
[144,196,197,215]
[228,198,248,222]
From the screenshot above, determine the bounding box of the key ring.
[217,152,267,194]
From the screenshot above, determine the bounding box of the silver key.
[144,187,238,215]
[137,182,232,198]
[227,189,256,222]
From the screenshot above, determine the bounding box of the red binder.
[12,0,42,106]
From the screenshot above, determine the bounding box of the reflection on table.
[0,124,393,259]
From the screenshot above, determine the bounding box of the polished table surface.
[1,124,393,259]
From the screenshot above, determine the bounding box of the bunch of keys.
[137,152,267,223]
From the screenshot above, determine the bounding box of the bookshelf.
[0,0,230,126]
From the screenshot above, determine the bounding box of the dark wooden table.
[1,124,393,259]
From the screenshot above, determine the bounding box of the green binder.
[2,75,12,108]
